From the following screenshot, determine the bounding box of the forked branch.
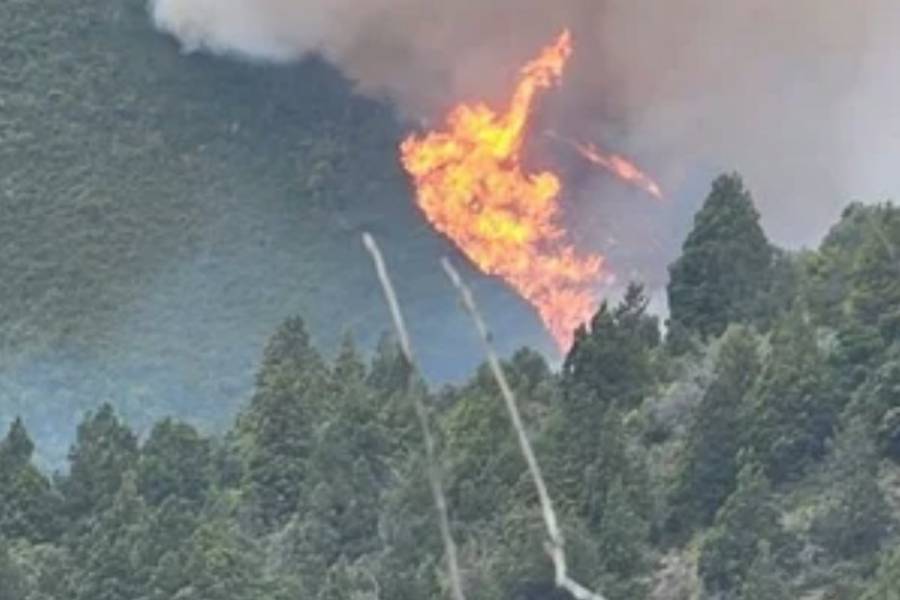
[362,233,466,600]
[441,258,607,600]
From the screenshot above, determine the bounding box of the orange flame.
[547,131,664,200]
[400,30,603,351]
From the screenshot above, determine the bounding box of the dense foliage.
[2,3,899,595]
[667,174,775,340]
[1,180,899,599]
[0,0,551,467]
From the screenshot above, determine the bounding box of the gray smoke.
[150,0,900,248]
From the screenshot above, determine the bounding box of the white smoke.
[150,0,900,248]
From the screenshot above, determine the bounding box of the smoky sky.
[150,0,900,248]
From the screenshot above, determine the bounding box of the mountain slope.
[0,0,551,464]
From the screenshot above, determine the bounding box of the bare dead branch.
[362,233,466,600]
[441,258,607,600]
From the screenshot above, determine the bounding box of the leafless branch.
[362,233,466,600]
[441,258,607,600]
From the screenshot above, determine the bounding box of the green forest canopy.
[2,178,899,599]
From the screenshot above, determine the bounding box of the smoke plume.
[150,0,900,248]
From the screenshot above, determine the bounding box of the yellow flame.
[400,30,603,350]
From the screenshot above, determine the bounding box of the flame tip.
[400,30,662,347]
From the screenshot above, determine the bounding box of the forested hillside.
[0,0,552,465]
[2,175,898,599]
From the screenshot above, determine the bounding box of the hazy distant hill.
[0,0,551,464]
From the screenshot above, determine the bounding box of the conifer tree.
[668,174,774,339]
[849,204,900,346]
[810,417,892,560]
[563,283,659,413]
[71,472,147,600]
[750,314,839,482]
[171,520,274,600]
[137,418,212,508]
[596,477,650,600]
[698,461,780,594]
[62,404,139,524]
[238,316,328,529]
[0,418,59,541]
[851,354,900,461]
[668,326,760,533]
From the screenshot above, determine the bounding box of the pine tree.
[0,418,59,542]
[851,354,900,461]
[170,520,273,600]
[139,497,201,599]
[849,204,900,346]
[810,417,892,560]
[808,203,900,376]
[596,477,650,600]
[750,314,839,482]
[137,418,212,508]
[61,404,139,524]
[71,471,148,600]
[366,333,411,397]
[668,326,760,534]
[562,283,659,417]
[443,365,524,522]
[0,417,33,467]
[805,202,873,324]
[698,461,780,594]
[271,335,392,597]
[668,173,774,339]
[238,316,328,529]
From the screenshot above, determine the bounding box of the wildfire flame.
[401,30,635,351]
[546,131,664,200]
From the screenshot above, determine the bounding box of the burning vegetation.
[401,31,662,350]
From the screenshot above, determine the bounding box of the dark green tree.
[371,453,445,600]
[546,401,653,557]
[562,282,659,413]
[268,336,392,597]
[442,356,539,522]
[595,476,651,600]
[137,418,212,508]
[848,204,900,346]
[237,316,328,529]
[366,333,411,397]
[849,352,900,461]
[0,417,33,466]
[10,541,75,600]
[810,417,892,560]
[698,461,780,595]
[805,202,875,324]
[168,520,275,600]
[61,404,139,523]
[667,173,775,339]
[70,471,147,600]
[0,418,59,541]
[749,314,839,483]
[668,326,760,534]
[807,203,900,379]
[137,497,202,600]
